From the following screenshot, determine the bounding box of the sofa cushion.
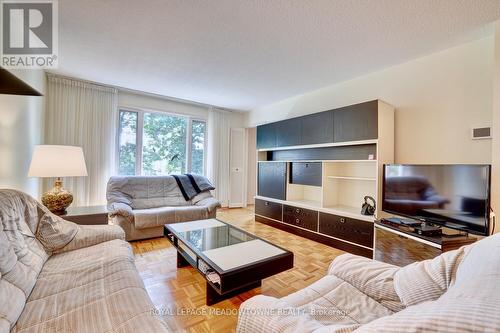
[191,191,212,204]
[452,233,500,299]
[0,225,17,275]
[328,254,404,312]
[134,205,210,229]
[13,239,169,333]
[0,227,27,333]
[393,245,466,307]
[134,206,175,229]
[53,224,125,254]
[195,196,221,213]
[281,275,394,326]
[107,176,190,209]
[0,190,50,332]
[236,295,327,333]
[36,213,78,252]
[0,278,25,333]
[354,295,500,333]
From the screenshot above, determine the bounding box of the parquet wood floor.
[131,206,346,333]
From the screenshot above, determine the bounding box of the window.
[191,120,206,175]
[142,112,187,175]
[118,111,137,175]
[117,109,207,176]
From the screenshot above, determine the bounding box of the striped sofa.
[0,189,170,333]
[237,232,500,333]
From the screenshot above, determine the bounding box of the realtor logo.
[1,0,58,68]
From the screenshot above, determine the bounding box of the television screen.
[382,164,491,235]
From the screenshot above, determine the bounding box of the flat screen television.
[382,164,491,235]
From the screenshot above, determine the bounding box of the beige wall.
[0,70,46,197]
[246,37,493,165]
[492,23,500,233]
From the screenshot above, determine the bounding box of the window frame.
[190,118,208,176]
[117,106,207,176]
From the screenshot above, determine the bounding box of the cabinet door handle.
[295,209,300,214]
[340,218,346,223]
[295,218,300,224]
[265,202,269,206]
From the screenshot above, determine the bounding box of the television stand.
[374,219,477,266]
[442,230,469,239]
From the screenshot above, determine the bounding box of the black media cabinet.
[254,100,395,258]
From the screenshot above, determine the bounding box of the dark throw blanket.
[172,174,215,201]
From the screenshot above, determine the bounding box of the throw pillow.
[36,213,78,252]
[393,246,466,307]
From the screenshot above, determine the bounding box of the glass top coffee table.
[164,219,294,305]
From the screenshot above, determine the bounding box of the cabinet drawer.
[319,213,373,248]
[283,205,318,231]
[255,199,282,221]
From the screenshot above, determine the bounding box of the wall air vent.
[471,127,491,140]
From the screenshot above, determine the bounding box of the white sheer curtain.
[44,74,118,206]
[207,107,231,207]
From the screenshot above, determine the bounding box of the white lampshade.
[28,145,88,178]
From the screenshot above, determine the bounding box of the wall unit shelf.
[257,139,379,152]
[322,205,373,222]
[286,198,322,210]
[254,100,395,258]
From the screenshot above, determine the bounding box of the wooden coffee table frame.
[164,220,294,305]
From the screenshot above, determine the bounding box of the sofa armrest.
[108,202,133,219]
[195,197,221,213]
[53,224,125,254]
[237,295,324,333]
[328,254,404,312]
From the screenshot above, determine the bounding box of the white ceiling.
[55,0,500,111]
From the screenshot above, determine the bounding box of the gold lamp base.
[41,178,73,215]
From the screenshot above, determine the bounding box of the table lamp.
[28,145,88,214]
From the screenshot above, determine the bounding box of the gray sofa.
[0,189,170,333]
[107,176,221,241]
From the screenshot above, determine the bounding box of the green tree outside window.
[117,110,206,176]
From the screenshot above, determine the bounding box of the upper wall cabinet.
[276,118,301,147]
[333,101,378,143]
[256,123,276,149]
[300,110,334,145]
[256,100,379,149]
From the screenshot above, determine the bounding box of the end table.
[61,205,108,225]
